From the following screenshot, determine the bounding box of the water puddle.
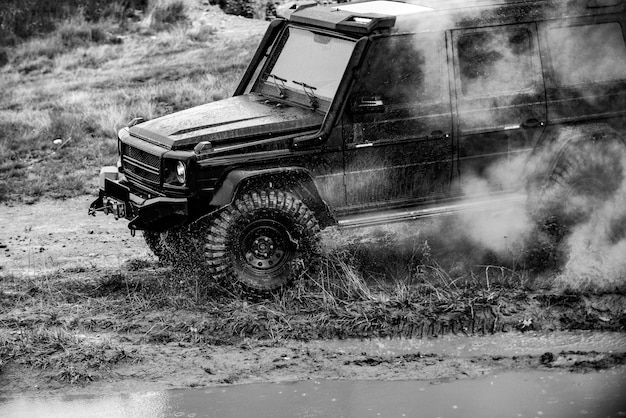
[2,366,625,418]
[309,331,626,357]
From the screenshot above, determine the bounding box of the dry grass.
[0,326,136,383]
[2,229,624,383]
[0,2,264,203]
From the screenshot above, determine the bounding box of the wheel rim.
[236,219,295,280]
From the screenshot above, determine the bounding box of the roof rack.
[288,0,624,35]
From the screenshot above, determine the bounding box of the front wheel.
[202,190,321,292]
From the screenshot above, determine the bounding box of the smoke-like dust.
[456,154,531,262]
[556,169,626,290]
[329,3,626,290]
[456,131,626,291]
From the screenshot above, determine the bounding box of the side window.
[354,35,442,105]
[457,28,534,96]
[546,22,626,86]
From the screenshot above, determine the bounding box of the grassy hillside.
[0,0,267,203]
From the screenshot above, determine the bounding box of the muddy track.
[2,331,626,396]
[1,197,626,395]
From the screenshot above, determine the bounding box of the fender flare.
[208,167,335,227]
[527,123,626,187]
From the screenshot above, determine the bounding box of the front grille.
[121,144,160,185]
[124,144,160,167]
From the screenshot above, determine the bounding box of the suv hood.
[128,95,324,150]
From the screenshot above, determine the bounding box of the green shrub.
[148,0,188,30]
[186,24,217,42]
[0,0,149,43]
[16,56,55,75]
[58,18,111,48]
[14,36,63,61]
[9,17,120,68]
[265,1,277,20]
[223,0,266,19]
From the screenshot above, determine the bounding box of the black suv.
[90,0,626,291]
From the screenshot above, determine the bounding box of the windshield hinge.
[267,74,288,99]
[293,80,318,110]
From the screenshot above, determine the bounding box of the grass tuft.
[0,326,136,384]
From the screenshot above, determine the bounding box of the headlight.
[176,161,186,184]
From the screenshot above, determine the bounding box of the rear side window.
[354,35,442,105]
[457,28,534,96]
[547,22,626,86]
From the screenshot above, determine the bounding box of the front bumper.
[89,167,189,232]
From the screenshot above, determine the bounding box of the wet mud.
[1,197,625,396]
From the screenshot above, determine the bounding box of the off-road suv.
[90,0,626,291]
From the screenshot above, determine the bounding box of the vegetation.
[2,228,624,383]
[209,0,276,19]
[0,0,264,203]
[0,326,136,384]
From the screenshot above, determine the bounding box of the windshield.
[254,27,356,109]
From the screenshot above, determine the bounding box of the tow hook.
[129,217,141,237]
[102,196,126,220]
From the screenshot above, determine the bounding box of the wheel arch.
[528,122,626,187]
[209,167,335,227]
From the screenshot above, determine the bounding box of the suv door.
[538,16,626,126]
[451,23,546,193]
[342,33,453,209]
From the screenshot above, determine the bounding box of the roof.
[288,0,625,34]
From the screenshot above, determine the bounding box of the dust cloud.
[422,4,626,288]
[337,2,626,289]
[557,172,626,290]
[455,132,626,291]
[455,154,531,261]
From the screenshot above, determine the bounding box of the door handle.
[521,119,542,128]
[352,96,385,113]
[429,130,446,140]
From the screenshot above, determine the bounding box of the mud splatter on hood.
[129,94,324,150]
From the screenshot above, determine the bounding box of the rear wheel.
[537,139,624,234]
[528,137,626,268]
[202,189,321,292]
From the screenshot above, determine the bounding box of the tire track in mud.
[2,197,626,394]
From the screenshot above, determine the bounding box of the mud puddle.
[2,366,625,418]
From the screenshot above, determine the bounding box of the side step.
[336,193,527,229]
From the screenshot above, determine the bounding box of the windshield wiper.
[293,80,319,110]
[267,74,287,99]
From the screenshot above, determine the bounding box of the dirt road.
[1,197,146,274]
